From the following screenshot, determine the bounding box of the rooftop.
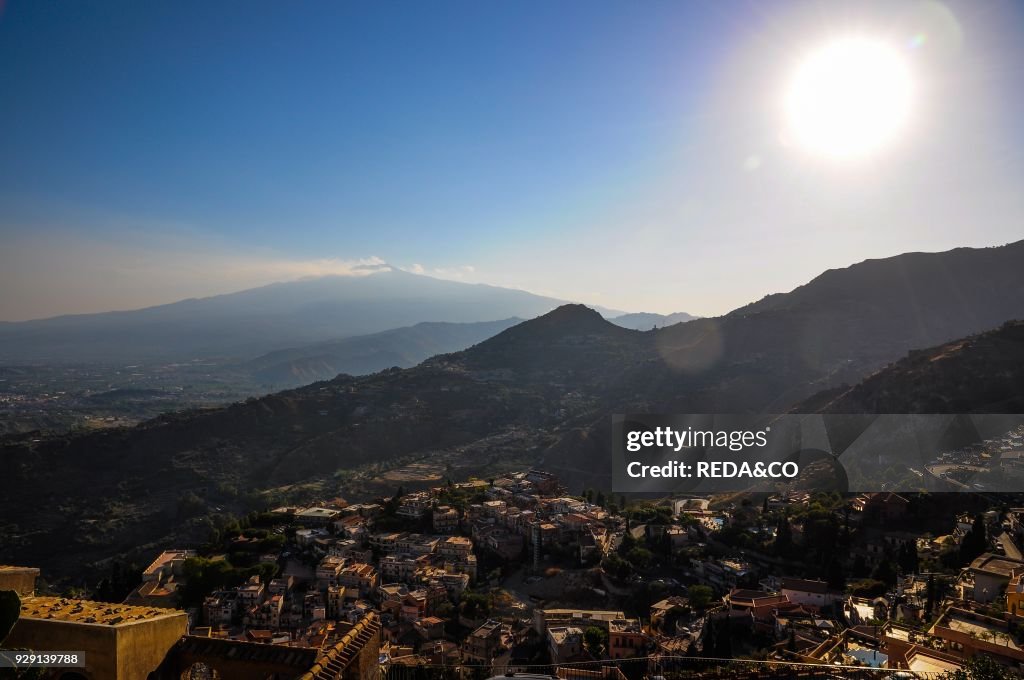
[19,596,185,627]
[471,620,503,637]
[297,507,341,519]
[541,608,625,621]
[780,578,841,594]
[608,618,642,633]
[907,650,962,674]
[142,549,195,576]
[0,565,40,574]
[549,626,583,644]
[968,552,1024,578]
[941,610,1022,651]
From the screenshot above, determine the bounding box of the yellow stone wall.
[6,611,187,680]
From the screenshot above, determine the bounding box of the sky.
[1,0,1022,321]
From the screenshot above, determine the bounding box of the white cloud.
[398,263,476,280]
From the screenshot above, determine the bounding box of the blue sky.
[1,0,1023,320]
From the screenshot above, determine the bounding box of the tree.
[460,593,490,620]
[602,553,631,580]
[705,615,733,657]
[626,546,653,570]
[619,530,638,554]
[826,559,847,592]
[872,559,897,587]
[583,626,608,657]
[942,654,1014,680]
[898,541,919,575]
[850,579,888,598]
[959,514,988,565]
[688,584,713,610]
[926,573,936,619]
[775,516,793,557]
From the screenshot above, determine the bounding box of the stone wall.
[0,566,39,596]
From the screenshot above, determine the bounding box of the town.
[4,468,1024,678]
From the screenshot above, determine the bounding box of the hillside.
[247,318,523,386]
[4,240,1024,583]
[798,320,1024,414]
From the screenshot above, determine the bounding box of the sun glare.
[784,36,913,159]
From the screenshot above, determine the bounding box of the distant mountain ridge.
[0,268,620,362]
[609,311,697,330]
[247,318,524,386]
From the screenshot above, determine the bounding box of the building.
[397,493,432,519]
[535,608,626,635]
[395,533,440,555]
[203,590,239,627]
[726,589,791,612]
[380,554,429,583]
[547,626,585,664]
[161,612,382,679]
[0,565,41,596]
[317,555,347,588]
[141,549,196,583]
[337,562,379,597]
[650,597,690,635]
[1,564,383,680]
[433,505,460,533]
[483,530,524,561]
[244,593,285,629]
[1007,570,1024,615]
[414,615,446,640]
[437,535,474,558]
[464,619,504,662]
[297,507,343,525]
[6,596,188,680]
[929,606,1024,666]
[238,574,265,606]
[852,493,910,521]
[607,618,646,659]
[965,553,1024,603]
[445,553,478,582]
[780,578,844,610]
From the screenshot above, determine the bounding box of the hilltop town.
[6,467,1024,677]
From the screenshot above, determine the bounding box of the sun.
[784,36,913,159]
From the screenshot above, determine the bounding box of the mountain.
[609,311,697,330]
[635,240,1024,411]
[0,267,603,362]
[247,318,523,386]
[5,240,1024,582]
[731,241,1024,358]
[797,320,1024,414]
